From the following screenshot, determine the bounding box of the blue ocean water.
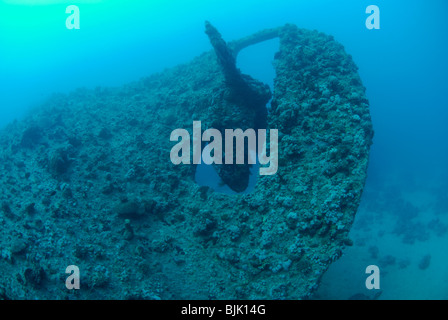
[1,0,447,299]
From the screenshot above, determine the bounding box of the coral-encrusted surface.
[0,24,372,299]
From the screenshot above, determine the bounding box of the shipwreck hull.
[0,23,372,299]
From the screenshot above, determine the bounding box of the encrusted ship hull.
[0,23,373,299]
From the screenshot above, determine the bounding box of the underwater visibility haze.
[0,0,447,300]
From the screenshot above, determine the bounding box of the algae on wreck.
[0,22,372,299]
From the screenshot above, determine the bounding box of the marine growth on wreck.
[0,22,373,299]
